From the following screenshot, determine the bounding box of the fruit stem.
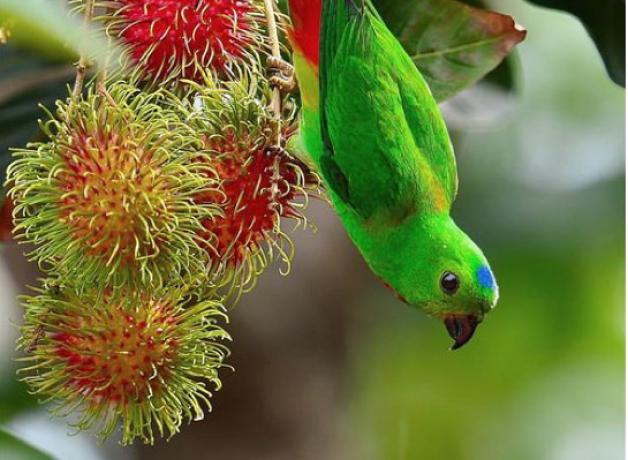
[262,0,282,148]
[96,81,118,109]
[72,0,95,100]
[262,0,286,215]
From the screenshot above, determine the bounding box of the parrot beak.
[443,314,480,350]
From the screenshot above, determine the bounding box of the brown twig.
[96,80,118,108]
[262,0,283,148]
[72,0,96,100]
[261,0,287,214]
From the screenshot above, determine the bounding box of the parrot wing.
[320,0,458,222]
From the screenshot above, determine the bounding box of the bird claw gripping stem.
[267,56,297,93]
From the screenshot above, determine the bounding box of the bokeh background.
[0,1,624,459]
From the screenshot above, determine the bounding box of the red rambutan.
[102,0,268,83]
[199,132,303,263]
[179,77,318,296]
[18,282,230,444]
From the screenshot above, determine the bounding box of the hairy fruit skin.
[6,0,323,447]
[199,132,303,266]
[179,78,318,296]
[8,82,217,293]
[104,0,267,83]
[18,283,230,445]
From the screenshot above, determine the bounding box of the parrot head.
[385,214,499,350]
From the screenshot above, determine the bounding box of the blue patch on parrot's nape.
[477,266,495,290]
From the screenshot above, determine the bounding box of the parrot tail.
[287,0,322,67]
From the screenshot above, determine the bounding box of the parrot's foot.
[267,56,296,93]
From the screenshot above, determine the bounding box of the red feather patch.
[288,0,321,67]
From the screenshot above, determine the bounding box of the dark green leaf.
[527,0,625,86]
[373,0,526,101]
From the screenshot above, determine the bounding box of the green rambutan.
[178,76,319,297]
[7,81,217,293]
[99,0,270,84]
[18,281,230,445]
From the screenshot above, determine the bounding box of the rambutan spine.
[7,81,219,293]
[7,0,319,446]
[96,0,276,84]
[18,280,231,445]
[177,74,319,299]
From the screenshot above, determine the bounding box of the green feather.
[320,1,456,220]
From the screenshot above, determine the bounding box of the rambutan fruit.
[18,281,230,444]
[100,0,269,84]
[178,77,318,297]
[7,81,217,293]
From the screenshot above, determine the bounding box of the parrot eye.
[440,272,460,295]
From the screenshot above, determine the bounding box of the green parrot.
[282,0,499,349]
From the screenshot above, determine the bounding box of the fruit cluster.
[8,0,316,444]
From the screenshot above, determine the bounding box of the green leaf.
[0,0,123,68]
[373,0,526,102]
[0,429,56,460]
[526,0,625,86]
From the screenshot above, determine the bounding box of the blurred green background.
[0,1,624,459]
